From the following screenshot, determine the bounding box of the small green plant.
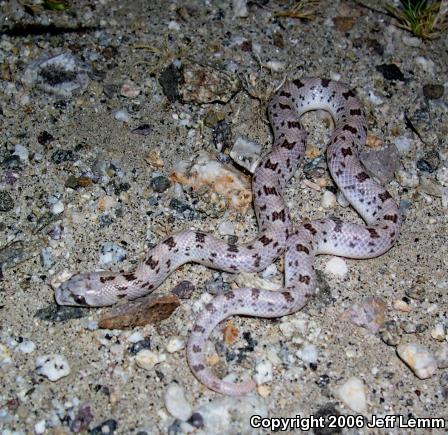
[386,0,447,39]
[275,0,320,20]
[43,0,70,11]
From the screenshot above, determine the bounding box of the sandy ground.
[1,0,447,434]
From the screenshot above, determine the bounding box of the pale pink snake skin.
[56,78,401,395]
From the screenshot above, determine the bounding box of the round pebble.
[422,84,444,100]
[166,337,185,353]
[135,349,165,370]
[397,343,437,379]
[325,257,348,277]
[188,412,204,429]
[34,419,46,434]
[337,376,367,413]
[430,323,446,341]
[120,81,140,98]
[164,383,192,421]
[114,109,130,122]
[35,354,71,381]
[321,190,336,208]
[17,340,36,354]
[218,220,235,236]
[150,175,171,193]
[296,344,318,364]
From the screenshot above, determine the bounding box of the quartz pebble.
[325,257,348,277]
[296,344,318,364]
[166,337,185,353]
[35,354,71,381]
[254,361,273,385]
[51,200,65,215]
[164,383,192,421]
[393,137,411,154]
[230,137,262,173]
[397,343,437,379]
[13,143,29,161]
[135,349,166,370]
[17,340,36,354]
[99,242,127,265]
[337,377,367,413]
[34,419,46,434]
[114,109,130,122]
[430,323,446,341]
[233,0,249,18]
[321,190,336,208]
[218,220,235,236]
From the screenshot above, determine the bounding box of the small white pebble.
[17,340,36,354]
[166,337,185,353]
[414,56,435,74]
[34,419,46,434]
[325,257,348,277]
[393,137,411,154]
[168,20,181,31]
[402,35,421,47]
[127,331,144,343]
[330,71,341,81]
[393,299,412,312]
[135,349,165,370]
[84,320,98,331]
[164,383,192,421]
[321,190,336,208]
[368,90,383,105]
[35,354,70,381]
[114,109,130,122]
[265,60,285,72]
[395,168,419,188]
[120,81,140,98]
[296,344,318,364]
[254,360,273,385]
[337,377,367,413]
[430,323,446,341]
[397,343,437,379]
[218,220,235,236]
[51,200,65,215]
[233,0,248,18]
[13,143,29,161]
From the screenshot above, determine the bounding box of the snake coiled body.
[56,78,401,396]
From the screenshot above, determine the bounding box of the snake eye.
[74,295,87,305]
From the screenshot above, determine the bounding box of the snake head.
[54,272,120,307]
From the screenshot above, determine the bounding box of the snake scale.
[56,78,401,396]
